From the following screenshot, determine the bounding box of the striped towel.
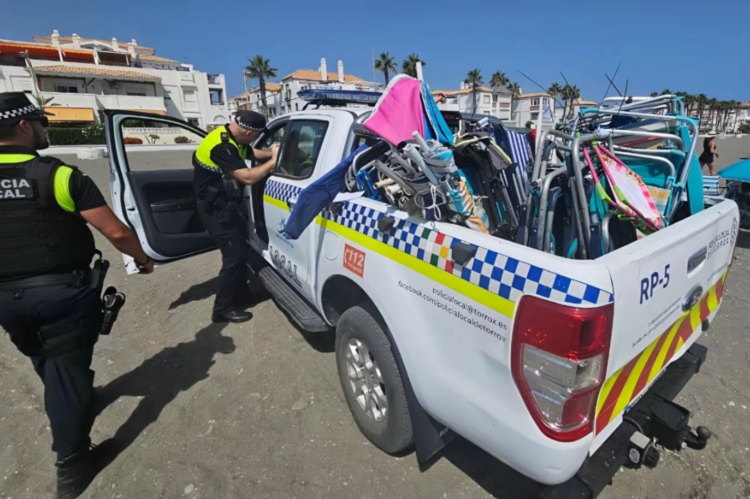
[702,175,720,196]
[507,130,533,173]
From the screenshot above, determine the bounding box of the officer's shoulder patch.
[220,132,229,141]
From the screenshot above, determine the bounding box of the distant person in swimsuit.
[699,131,719,175]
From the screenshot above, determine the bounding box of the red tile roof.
[282,69,366,83]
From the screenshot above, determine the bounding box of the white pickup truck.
[105,108,738,497]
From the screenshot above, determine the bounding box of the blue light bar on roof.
[298,89,382,106]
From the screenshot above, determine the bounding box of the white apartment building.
[551,98,598,123]
[510,93,559,127]
[230,58,380,118]
[433,84,513,121]
[0,30,230,129]
[229,83,281,118]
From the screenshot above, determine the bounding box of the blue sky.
[5,0,748,102]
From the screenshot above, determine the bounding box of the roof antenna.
[598,62,622,104]
[615,79,630,118]
[517,69,565,113]
[604,73,623,97]
[591,62,622,128]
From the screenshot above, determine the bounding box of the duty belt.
[0,269,91,291]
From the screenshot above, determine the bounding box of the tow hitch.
[555,344,711,499]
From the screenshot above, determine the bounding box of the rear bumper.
[540,343,709,499]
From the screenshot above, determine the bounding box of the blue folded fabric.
[282,144,369,240]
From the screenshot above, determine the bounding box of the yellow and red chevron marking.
[594,271,728,434]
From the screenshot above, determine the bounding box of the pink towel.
[363,75,425,146]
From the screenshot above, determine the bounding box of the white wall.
[437,91,512,120]
[0,60,230,128]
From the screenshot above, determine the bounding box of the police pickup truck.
[105,107,738,497]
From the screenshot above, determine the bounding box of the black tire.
[335,305,413,454]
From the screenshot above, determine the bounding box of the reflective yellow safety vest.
[193,126,248,172]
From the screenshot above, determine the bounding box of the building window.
[531,112,539,120]
[187,118,200,127]
[127,92,147,96]
[54,85,78,93]
[531,98,539,106]
[483,95,491,104]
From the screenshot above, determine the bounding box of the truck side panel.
[264,179,616,484]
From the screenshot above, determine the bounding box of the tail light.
[511,295,614,442]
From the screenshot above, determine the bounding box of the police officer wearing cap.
[0,92,154,498]
[193,110,278,323]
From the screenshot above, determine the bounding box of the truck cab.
[105,107,738,498]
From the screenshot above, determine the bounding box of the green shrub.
[123,137,143,144]
[174,136,192,144]
[47,123,106,146]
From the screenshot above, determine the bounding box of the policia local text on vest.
[0,92,153,499]
[192,111,279,324]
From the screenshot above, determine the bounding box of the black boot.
[211,310,252,323]
[56,449,94,499]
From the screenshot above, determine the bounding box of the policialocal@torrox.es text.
[0,178,33,199]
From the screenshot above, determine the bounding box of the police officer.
[0,92,154,498]
[193,111,278,323]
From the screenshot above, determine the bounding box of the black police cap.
[234,110,267,132]
[0,92,53,127]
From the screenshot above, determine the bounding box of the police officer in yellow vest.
[0,92,154,498]
[193,111,278,323]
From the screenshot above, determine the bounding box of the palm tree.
[650,92,659,97]
[464,68,483,114]
[708,98,719,130]
[660,88,672,95]
[244,55,277,117]
[696,93,709,129]
[547,82,562,100]
[683,93,696,116]
[562,85,580,119]
[34,95,54,109]
[402,53,426,78]
[490,70,509,90]
[731,100,742,132]
[374,52,397,85]
[506,81,521,98]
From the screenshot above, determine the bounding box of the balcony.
[96,95,166,113]
[207,74,224,86]
[41,92,166,115]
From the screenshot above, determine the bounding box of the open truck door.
[105,110,216,271]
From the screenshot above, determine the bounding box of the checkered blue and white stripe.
[0,105,37,120]
[265,179,614,306]
[265,180,301,203]
[332,201,614,306]
[456,246,614,305]
[327,203,381,238]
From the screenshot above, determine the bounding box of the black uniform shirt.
[193,125,255,200]
[0,145,106,213]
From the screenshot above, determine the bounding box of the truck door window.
[276,120,329,180]
[257,124,286,152]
